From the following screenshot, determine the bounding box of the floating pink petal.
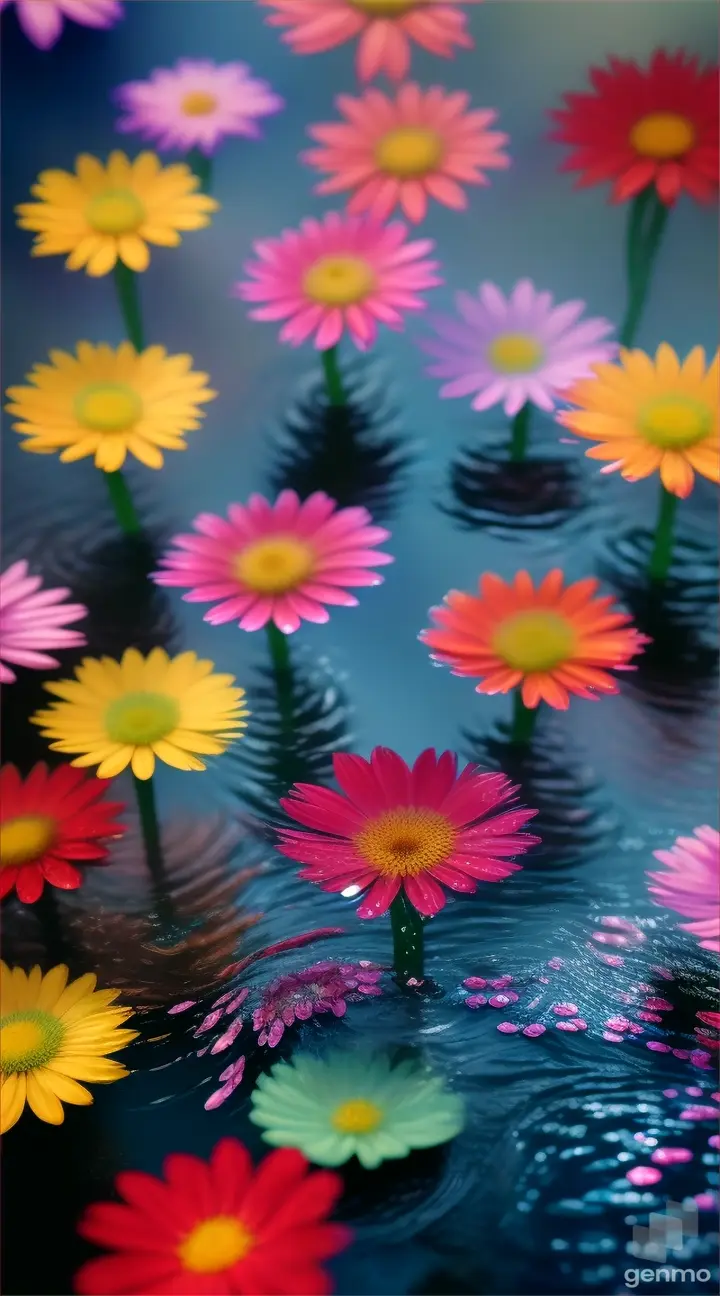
[626,1166,662,1186]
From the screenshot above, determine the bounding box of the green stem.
[132,774,173,924]
[510,691,539,746]
[265,621,294,734]
[104,469,142,536]
[620,187,670,348]
[390,892,424,986]
[509,403,531,463]
[321,346,347,408]
[187,147,213,195]
[648,484,679,583]
[113,261,145,352]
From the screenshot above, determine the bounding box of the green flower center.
[0,1010,64,1074]
[488,332,545,374]
[492,610,576,672]
[375,126,443,177]
[331,1097,384,1134]
[86,188,146,235]
[105,691,180,745]
[0,815,56,867]
[629,111,696,160]
[640,395,711,449]
[178,1216,255,1274]
[75,383,143,433]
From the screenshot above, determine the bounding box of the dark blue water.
[1,3,718,1294]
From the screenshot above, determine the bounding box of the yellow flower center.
[355,807,455,877]
[331,1097,384,1134]
[640,395,711,449]
[86,188,146,235]
[492,610,576,673]
[0,1010,64,1074]
[375,126,443,178]
[0,815,56,867]
[178,1216,254,1274]
[629,111,696,160]
[304,255,376,307]
[105,691,180,745]
[234,537,315,594]
[488,333,545,374]
[75,383,143,434]
[349,0,417,15]
[181,90,218,116]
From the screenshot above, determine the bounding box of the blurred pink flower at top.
[0,561,87,683]
[259,0,482,82]
[154,489,393,635]
[114,59,283,156]
[0,0,122,49]
[236,211,441,351]
[647,826,720,954]
[303,83,510,224]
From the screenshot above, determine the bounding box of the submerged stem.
[619,187,669,348]
[104,469,142,536]
[509,403,531,463]
[113,261,145,352]
[390,892,424,986]
[187,147,213,194]
[321,345,347,408]
[132,774,173,924]
[647,483,679,583]
[510,691,539,746]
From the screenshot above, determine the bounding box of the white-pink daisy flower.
[0,561,87,683]
[422,279,617,416]
[153,490,394,635]
[114,58,283,156]
[0,0,122,50]
[236,211,441,351]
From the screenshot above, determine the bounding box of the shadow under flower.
[439,436,585,539]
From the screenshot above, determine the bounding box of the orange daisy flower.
[421,570,647,710]
[303,84,509,224]
[558,344,719,499]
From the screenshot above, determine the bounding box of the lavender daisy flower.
[421,279,616,417]
[252,961,384,1047]
[114,58,283,156]
[0,0,122,50]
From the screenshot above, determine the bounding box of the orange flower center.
[234,536,315,594]
[349,0,418,15]
[86,188,145,235]
[0,815,56,868]
[355,807,455,876]
[304,254,377,307]
[640,395,711,449]
[331,1097,384,1133]
[178,1215,254,1274]
[181,91,218,117]
[629,111,696,160]
[492,610,576,673]
[375,126,443,178]
[488,333,545,374]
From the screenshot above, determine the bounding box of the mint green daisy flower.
[249,1049,465,1170]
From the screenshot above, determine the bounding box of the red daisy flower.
[0,763,125,904]
[277,747,539,918]
[551,49,719,205]
[74,1138,351,1295]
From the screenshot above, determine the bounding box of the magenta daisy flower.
[235,211,441,351]
[277,747,540,918]
[0,561,86,683]
[647,826,720,954]
[0,0,122,49]
[422,279,616,416]
[114,58,283,156]
[154,490,393,635]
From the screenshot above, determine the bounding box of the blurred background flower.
[648,825,720,953]
[0,560,86,683]
[0,0,122,50]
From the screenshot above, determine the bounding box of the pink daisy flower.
[0,0,122,49]
[422,279,617,417]
[0,560,87,683]
[303,83,510,224]
[114,59,283,156]
[647,826,720,954]
[236,211,441,351]
[153,489,393,635]
[276,747,540,919]
[259,0,481,83]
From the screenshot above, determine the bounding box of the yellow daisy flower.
[0,962,137,1134]
[31,647,249,781]
[559,344,719,499]
[5,342,217,473]
[15,151,218,277]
